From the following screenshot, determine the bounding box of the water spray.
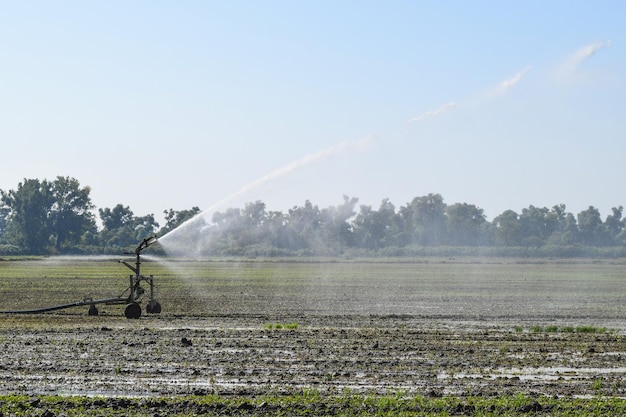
[0,235,161,319]
[159,136,374,249]
[159,43,597,255]
[405,102,457,125]
[556,41,611,82]
[497,66,531,95]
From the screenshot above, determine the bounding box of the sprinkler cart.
[1,236,161,319]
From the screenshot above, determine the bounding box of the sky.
[1,1,625,226]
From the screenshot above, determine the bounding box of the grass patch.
[576,325,606,333]
[2,393,626,416]
[264,322,299,330]
[522,325,607,334]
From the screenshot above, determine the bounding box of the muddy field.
[1,258,626,402]
[1,314,626,400]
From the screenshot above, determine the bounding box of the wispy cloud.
[405,102,456,125]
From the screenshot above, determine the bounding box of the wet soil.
[1,313,626,399]
[2,258,626,412]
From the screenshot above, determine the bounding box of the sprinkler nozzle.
[135,235,158,255]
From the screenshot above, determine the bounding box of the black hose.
[0,301,89,314]
[0,296,127,314]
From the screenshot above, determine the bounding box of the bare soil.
[1,312,625,399]
[2,258,626,406]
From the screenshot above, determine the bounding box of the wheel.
[88,305,99,316]
[124,302,142,319]
[146,300,161,314]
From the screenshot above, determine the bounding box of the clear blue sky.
[1,1,624,224]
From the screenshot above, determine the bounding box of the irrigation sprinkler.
[0,235,161,319]
[117,235,161,319]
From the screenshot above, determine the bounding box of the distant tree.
[132,214,160,242]
[98,204,159,249]
[98,204,134,248]
[518,205,558,246]
[240,201,268,246]
[212,207,242,228]
[352,205,378,249]
[445,203,487,246]
[160,206,201,236]
[49,176,96,251]
[320,195,359,250]
[604,206,624,244]
[0,178,54,254]
[399,194,447,246]
[265,210,289,249]
[353,199,398,249]
[242,201,268,228]
[0,203,9,244]
[211,207,244,253]
[286,200,322,251]
[577,206,607,246]
[493,210,521,246]
[99,204,134,232]
[542,204,578,245]
[208,202,269,251]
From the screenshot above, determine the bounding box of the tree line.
[0,177,198,255]
[1,176,625,257]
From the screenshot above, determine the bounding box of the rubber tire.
[146,301,161,314]
[88,305,99,316]
[124,302,142,319]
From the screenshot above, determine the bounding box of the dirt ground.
[1,312,625,399]
[2,258,626,403]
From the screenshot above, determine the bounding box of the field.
[1,256,626,415]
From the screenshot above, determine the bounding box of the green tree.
[160,206,201,236]
[353,199,398,249]
[99,204,134,231]
[49,176,96,251]
[445,203,487,246]
[132,214,159,242]
[604,206,624,244]
[545,204,579,245]
[577,206,607,246]
[319,195,358,251]
[493,210,521,246]
[399,194,447,246]
[286,200,322,251]
[265,210,289,250]
[242,201,268,228]
[209,202,269,252]
[241,200,269,246]
[518,205,559,246]
[353,205,378,249]
[0,178,54,254]
[210,207,244,254]
[98,204,159,249]
[0,204,9,244]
